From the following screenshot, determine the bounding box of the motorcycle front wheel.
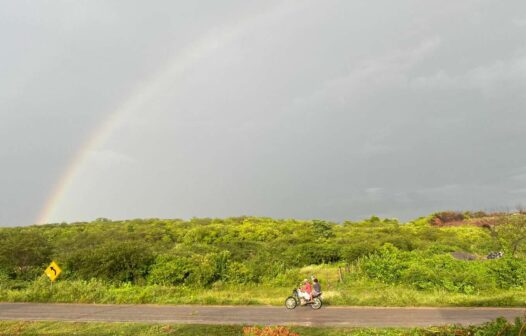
[310,297,322,310]
[285,296,297,309]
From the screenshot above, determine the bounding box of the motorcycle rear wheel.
[310,297,322,309]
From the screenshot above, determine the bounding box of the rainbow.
[35,3,296,224]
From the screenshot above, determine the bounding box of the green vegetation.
[0,321,242,336]
[0,318,525,336]
[1,212,525,306]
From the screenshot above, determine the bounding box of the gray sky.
[2,0,526,226]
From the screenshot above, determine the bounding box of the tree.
[66,241,153,283]
[483,214,526,256]
[0,230,52,279]
[311,220,335,239]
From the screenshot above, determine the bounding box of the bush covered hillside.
[0,212,525,306]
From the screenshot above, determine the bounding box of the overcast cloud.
[1,0,526,226]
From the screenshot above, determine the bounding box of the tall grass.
[1,275,525,307]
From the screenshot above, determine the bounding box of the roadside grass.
[326,278,526,307]
[1,320,525,336]
[0,321,243,336]
[0,321,445,336]
[1,276,525,307]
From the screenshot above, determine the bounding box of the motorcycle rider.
[311,276,321,298]
[298,279,312,304]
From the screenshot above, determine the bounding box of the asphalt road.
[0,303,524,327]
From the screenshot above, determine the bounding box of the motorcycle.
[284,288,322,310]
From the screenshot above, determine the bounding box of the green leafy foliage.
[487,214,526,256]
[0,230,52,280]
[0,214,524,297]
[148,255,194,285]
[65,241,154,283]
[487,257,526,289]
[361,244,526,293]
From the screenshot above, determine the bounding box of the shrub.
[147,256,194,285]
[285,243,341,266]
[361,244,406,283]
[488,257,526,289]
[179,251,231,287]
[382,235,418,251]
[0,268,9,289]
[311,220,335,239]
[400,263,439,290]
[65,241,153,283]
[0,230,52,280]
[361,245,500,293]
[341,243,378,262]
[225,262,254,284]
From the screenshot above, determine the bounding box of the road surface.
[0,303,524,327]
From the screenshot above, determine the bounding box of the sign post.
[44,261,62,289]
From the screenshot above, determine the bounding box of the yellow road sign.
[44,261,62,282]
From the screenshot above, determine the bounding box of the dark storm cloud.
[2,0,526,226]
